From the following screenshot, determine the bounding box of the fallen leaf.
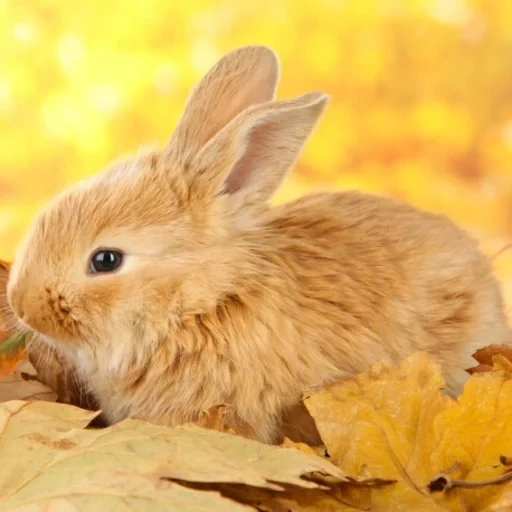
[1,469,251,512]
[0,358,56,402]
[0,403,89,494]
[466,344,512,375]
[175,479,377,512]
[490,354,512,372]
[279,401,323,446]
[281,437,323,457]
[0,352,24,378]
[215,438,392,512]
[0,400,347,511]
[304,352,512,511]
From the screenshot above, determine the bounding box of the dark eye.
[89,249,124,274]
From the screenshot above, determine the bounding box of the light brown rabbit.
[7,46,511,444]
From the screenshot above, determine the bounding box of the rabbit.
[7,45,512,445]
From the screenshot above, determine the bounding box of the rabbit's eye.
[89,249,124,274]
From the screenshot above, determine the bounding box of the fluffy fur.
[7,46,511,444]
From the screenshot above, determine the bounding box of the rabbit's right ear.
[166,46,279,162]
[188,91,329,211]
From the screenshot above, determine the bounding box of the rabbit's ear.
[166,46,279,161]
[191,91,329,209]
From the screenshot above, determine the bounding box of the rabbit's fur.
[8,46,511,444]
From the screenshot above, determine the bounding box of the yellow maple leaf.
[303,352,512,511]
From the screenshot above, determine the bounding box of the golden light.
[0,0,510,307]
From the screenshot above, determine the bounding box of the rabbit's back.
[262,190,510,395]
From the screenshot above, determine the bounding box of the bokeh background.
[0,0,512,308]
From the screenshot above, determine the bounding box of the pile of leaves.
[2,261,512,510]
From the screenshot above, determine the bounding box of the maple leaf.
[300,352,512,511]
[0,400,347,511]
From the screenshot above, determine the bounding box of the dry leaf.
[279,401,323,446]
[0,358,56,402]
[203,484,372,512]
[219,438,393,512]
[0,473,252,512]
[303,352,512,511]
[174,476,378,512]
[281,437,323,457]
[0,352,24,378]
[0,400,347,511]
[490,354,512,372]
[466,344,512,375]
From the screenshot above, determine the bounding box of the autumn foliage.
[3,339,512,509]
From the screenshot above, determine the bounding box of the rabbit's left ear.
[190,91,330,210]
[166,46,279,162]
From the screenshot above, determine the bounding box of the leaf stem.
[428,460,512,493]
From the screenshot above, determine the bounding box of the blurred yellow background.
[0,0,511,309]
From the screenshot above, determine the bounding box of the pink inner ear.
[223,123,269,194]
[224,156,253,194]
